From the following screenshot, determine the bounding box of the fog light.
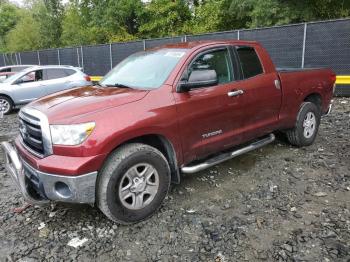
[54,182,72,198]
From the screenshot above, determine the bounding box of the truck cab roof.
[152,40,260,51]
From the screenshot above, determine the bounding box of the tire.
[0,95,13,115]
[97,143,171,224]
[286,102,321,147]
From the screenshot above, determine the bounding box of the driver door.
[174,47,245,163]
[12,70,46,104]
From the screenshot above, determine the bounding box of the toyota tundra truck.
[1,41,335,224]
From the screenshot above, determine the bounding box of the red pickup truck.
[2,41,335,224]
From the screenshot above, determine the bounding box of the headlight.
[50,122,95,145]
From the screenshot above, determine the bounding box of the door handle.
[274,79,281,90]
[227,90,244,97]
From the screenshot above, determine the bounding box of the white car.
[0,65,92,114]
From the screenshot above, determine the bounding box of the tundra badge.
[202,130,223,139]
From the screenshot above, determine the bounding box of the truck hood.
[29,85,149,122]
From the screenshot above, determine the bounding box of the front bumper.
[1,141,97,205]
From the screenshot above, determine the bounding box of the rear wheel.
[97,143,171,224]
[0,96,13,115]
[286,102,320,147]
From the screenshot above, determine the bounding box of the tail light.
[330,73,336,94]
[85,75,91,82]
[330,73,336,83]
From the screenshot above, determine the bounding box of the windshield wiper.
[104,83,130,88]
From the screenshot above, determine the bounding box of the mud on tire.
[96,143,171,224]
[286,102,321,147]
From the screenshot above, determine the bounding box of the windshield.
[100,48,187,89]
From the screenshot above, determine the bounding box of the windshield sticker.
[164,52,185,58]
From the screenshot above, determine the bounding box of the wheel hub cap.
[303,112,316,138]
[0,99,10,114]
[130,177,146,193]
[119,163,159,210]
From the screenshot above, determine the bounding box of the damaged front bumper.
[1,141,97,205]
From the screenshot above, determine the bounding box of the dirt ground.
[0,98,349,262]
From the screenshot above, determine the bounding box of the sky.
[9,0,24,6]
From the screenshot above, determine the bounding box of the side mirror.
[14,79,24,85]
[178,70,218,92]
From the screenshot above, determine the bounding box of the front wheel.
[97,143,171,224]
[0,96,13,115]
[286,102,321,147]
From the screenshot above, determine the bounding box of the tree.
[74,0,141,44]
[189,0,225,34]
[31,0,64,48]
[222,0,294,29]
[60,3,89,46]
[223,0,350,30]
[139,0,192,38]
[5,13,41,52]
[2,0,350,52]
[106,0,144,36]
[278,0,350,22]
[0,2,19,52]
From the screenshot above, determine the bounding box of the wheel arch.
[303,92,322,112]
[0,93,14,104]
[109,134,181,184]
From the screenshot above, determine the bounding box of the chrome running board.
[181,134,275,174]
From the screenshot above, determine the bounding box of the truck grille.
[19,111,45,157]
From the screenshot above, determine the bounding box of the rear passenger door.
[233,45,282,140]
[42,69,75,95]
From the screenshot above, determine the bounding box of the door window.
[236,46,263,79]
[43,69,69,80]
[17,71,37,84]
[188,49,233,85]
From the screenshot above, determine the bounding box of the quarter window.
[64,69,76,76]
[236,46,263,79]
[189,49,233,85]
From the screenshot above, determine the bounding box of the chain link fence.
[1,18,349,95]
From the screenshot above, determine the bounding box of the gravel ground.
[0,98,349,262]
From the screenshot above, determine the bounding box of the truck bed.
[277,67,335,129]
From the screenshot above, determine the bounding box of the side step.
[181,134,275,174]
